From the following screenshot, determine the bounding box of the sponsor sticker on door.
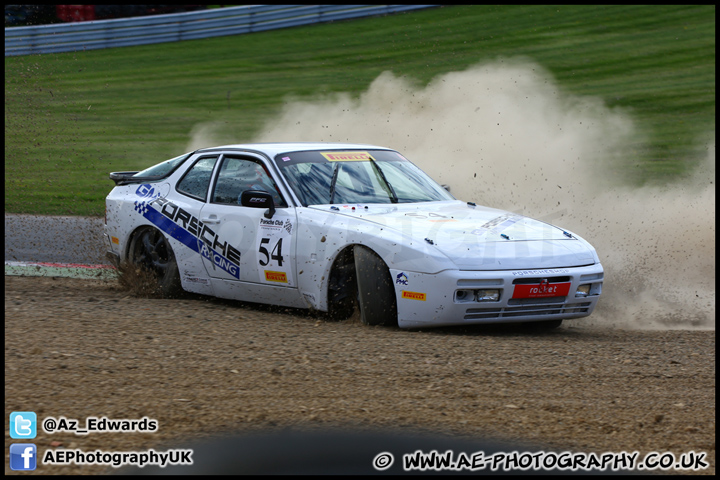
[265,270,288,283]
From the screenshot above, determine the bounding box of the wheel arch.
[320,239,405,310]
[320,242,392,310]
[123,223,157,262]
[322,242,399,325]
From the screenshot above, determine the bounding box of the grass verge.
[4,5,715,216]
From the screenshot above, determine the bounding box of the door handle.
[201,215,220,224]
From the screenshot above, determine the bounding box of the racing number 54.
[259,237,283,267]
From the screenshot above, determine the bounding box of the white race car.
[105,143,603,329]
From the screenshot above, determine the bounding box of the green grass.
[5,5,715,216]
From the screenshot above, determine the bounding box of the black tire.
[524,319,563,330]
[128,227,182,298]
[326,251,357,321]
[354,245,397,327]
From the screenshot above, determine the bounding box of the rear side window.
[176,156,219,201]
[133,152,190,179]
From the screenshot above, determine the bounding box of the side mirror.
[441,184,451,193]
[240,190,276,219]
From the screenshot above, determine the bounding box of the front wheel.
[354,245,397,327]
[128,227,182,298]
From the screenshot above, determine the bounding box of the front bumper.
[391,264,604,329]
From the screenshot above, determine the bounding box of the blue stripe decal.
[143,204,200,254]
[135,200,240,279]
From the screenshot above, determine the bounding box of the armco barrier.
[5,5,438,56]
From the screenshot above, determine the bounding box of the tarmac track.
[4,214,108,265]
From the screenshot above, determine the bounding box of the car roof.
[195,142,394,157]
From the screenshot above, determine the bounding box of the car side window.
[176,156,219,201]
[212,157,286,207]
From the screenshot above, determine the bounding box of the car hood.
[310,201,598,270]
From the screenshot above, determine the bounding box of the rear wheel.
[354,245,397,327]
[128,227,182,298]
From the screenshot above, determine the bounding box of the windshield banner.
[321,152,374,162]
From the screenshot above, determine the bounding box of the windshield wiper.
[328,163,340,204]
[370,158,398,203]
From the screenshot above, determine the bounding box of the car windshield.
[275,150,454,206]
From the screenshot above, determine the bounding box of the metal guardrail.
[5,5,438,56]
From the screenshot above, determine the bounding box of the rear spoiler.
[109,150,197,186]
[109,172,164,186]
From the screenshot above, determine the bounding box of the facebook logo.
[10,411,37,439]
[10,444,37,470]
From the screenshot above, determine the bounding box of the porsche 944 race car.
[105,143,603,329]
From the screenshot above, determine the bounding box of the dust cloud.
[190,59,715,330]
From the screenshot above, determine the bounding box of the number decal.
[404,212,448,219]
[257,215,294,286]
[271,237,283,267]
[259,237,283,267]
[259,238,270,266]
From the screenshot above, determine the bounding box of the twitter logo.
[10,412,37,439]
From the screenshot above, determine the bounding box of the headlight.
[576,284,591,297]
[454,289,501,303]
[476,289,500,302]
